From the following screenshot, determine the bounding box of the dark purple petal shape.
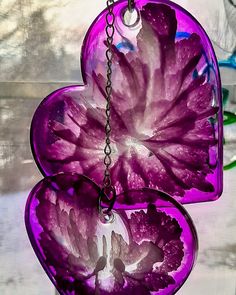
[144,272,175,292]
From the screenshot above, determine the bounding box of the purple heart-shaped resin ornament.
[31,0,223,204]
[25,173,198,295]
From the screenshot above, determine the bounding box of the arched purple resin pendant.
[30,0,223,204]
[25,173,198,295]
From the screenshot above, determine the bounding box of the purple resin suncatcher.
[25,1,224,294]
[30,0,223,204]
[25,173,198,295]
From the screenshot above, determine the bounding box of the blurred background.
[0,0,235,294]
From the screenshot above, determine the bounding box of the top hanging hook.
[128,0,135,12]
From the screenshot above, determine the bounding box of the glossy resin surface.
[25,173,198,295]
[31,0,223,204]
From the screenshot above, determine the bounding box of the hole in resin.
[122,7,140,27]
[99,208,115,224]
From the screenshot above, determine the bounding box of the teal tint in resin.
[219,53,236,70]
[219,53,236,171]
[30,0,223,205]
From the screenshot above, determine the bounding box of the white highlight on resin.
[123,137,150,156]
[94,211,129,290]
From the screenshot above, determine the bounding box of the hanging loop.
[128,0,135,12]
[98,185,117,213]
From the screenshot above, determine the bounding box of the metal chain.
[103,0,115,189]
[100,0,136,213]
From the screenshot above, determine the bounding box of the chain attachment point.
[98,186,117,214]
[128,0,135,12]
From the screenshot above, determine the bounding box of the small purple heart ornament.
[25,173,198,295]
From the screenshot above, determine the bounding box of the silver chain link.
[103,0,115,189]
[100,0,136,212]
